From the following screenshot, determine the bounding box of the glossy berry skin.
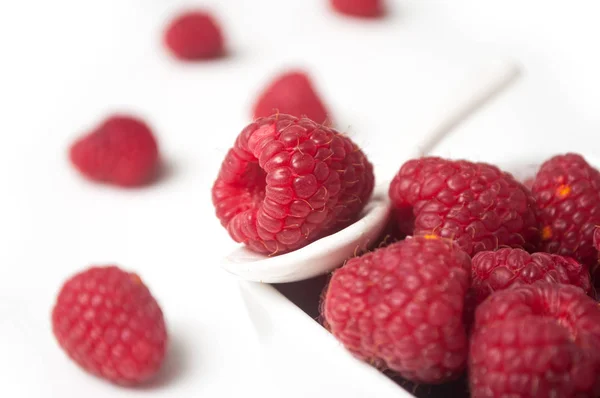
[164,11,224,60]
[253,71,330,125]
[532,153,600,268]
[212,114,374,255]
[330,0,384,18]
[470,248,593,308]
[389,157,539,256]
[69,115,159,187]
[323,236,471,384]
[470,283,600,398]
[52,266,168,385]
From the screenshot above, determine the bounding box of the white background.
[1,1,599,397]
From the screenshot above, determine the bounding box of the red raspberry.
[51,266,168,385]
[164,11,224,61]
[322,235,471,384]
[532,153,600,267]
[470,248,593,308]
[69,115,159,187]
[252,71,331,125]
[330,0,384,18]
[469,283,600,397]
[594,226,600,252]
[212,114,374,254]
[388,157,539,256]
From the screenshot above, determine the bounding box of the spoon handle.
[416,58,521,157]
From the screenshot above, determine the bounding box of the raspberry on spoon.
[212,114,374,255]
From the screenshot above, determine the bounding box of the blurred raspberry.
[52,266,168,385]
[253,71,331,125]
[69,115,159,187]
[164,10,224,60]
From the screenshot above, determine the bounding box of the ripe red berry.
[532,153,600,267]
[388,157,539,256]
[69,115,159,187]
[330,0,384,18]
[164,11,224,61]
[212,114,374,254]
[52,266,168,385]
[470,248,593,308]
[252,71,331,125]
[470,282,600,397]
[322,235,471,384]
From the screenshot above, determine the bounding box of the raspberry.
[51,266,168,385]
[164,11,224,60]
[212,114,374,254]
[252,71,331,125]
[388,157,539,256]
[322,235,471,384]
[469,283,600,397]
[69,115,159,187]
[470,248,593,308]
[330,0,384,18]
[532,153,600,267]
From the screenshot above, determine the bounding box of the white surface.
[2,1,600,397]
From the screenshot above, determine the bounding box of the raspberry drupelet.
[212,114,374,255]
[330,0,384,18]
[470,247,593,307]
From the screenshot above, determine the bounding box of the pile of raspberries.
[319,153,600,397]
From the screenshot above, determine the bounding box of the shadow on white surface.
[154,158,179,186]
[140,333,191,390]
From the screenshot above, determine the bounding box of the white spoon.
[221,59,521,283]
